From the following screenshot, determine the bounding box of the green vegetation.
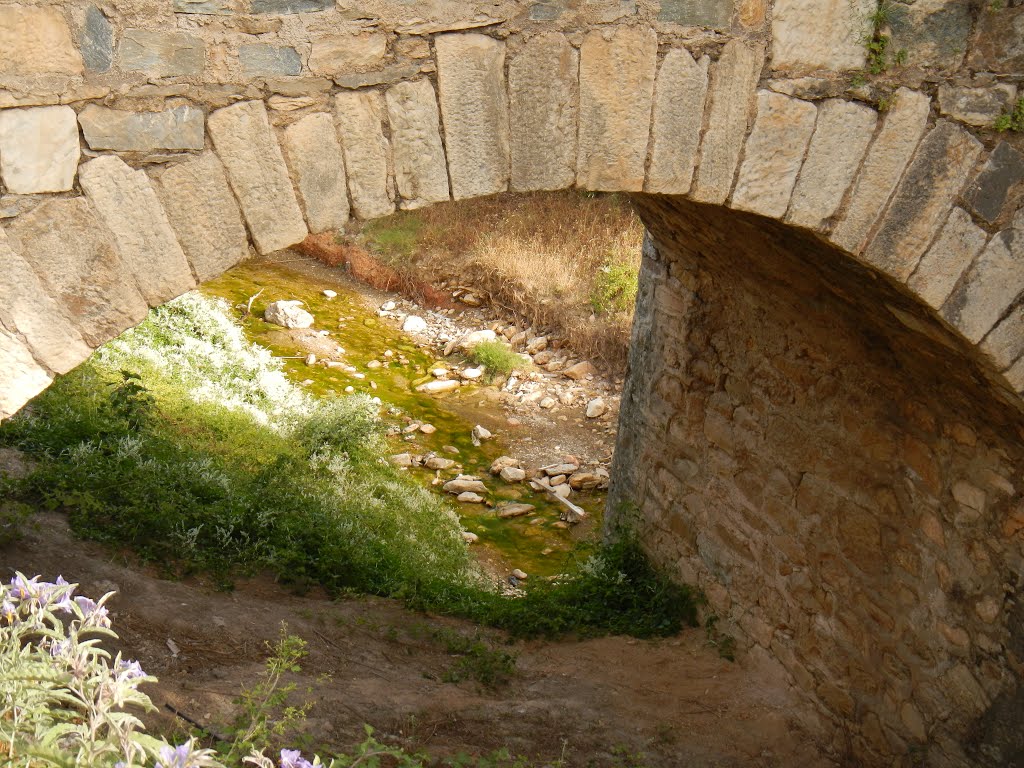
[360,211,423,264]
[860,1,906,76]
[591,259,639,315]
[430,628,518,689]
[995,97,1024,132]
[467,340,523,381]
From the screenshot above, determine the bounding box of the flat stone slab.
[771,0,872,71]
[731,91,817,219]
[981,303,1024,372]
[890,0,972,70]
[577,26,658,192]
[658,0,731,28]
[151,152,250,284]
[0,329,51,421]
[907,208,988,311]
[308,33,388,76]
[938,84,1017,129]
[281,112,350,232]
[208,100,308,253]
[963,142,1024,225]
[645,48,708,196]
[691,40,763,205]
[334,91,395,220]
[4,197,150,347]
[118,29,205,78]
[385,79,451,210]
[79,155,196,307]
[82,6,114,73]
[0,227,91,375]
[435,33,510,200]
[830,88,931,254]
[79,105,205,152]
[969,6,1024,73]
[0,6,83,84]
[239,45,301,77]
[0,106,80,194]
[250,0,331,12]
[862,122,982,282]
[508,33,578,192]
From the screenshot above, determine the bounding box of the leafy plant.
[590,259,639,315]
[703,614,737,662]
[467,340,523,381]
[430,629,517,689]
[995,97,1024,132]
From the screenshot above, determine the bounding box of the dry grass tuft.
[354,192,644,373]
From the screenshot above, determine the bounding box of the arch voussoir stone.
[280,111,350,232]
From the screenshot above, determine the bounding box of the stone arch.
[1,6,1023,765]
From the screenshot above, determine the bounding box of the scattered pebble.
[322,289,337,299]
[586,397,608,418]
[402,315,428,333]
[461,531,480,544]
[511,569,528,580]
[305,353,316,366]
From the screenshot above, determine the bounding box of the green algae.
[200,258,604,577]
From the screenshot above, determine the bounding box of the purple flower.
[279,749,314,768]
[74,596,111,628]
[155,742,192,768]
[9,574,39,600]
[117,659,146,682]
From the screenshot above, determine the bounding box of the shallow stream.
[200,256,605,579]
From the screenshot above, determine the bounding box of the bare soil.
[5,512,834,768]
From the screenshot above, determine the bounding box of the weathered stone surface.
[333,64,422,90]
[385,79,450,209]
[787,99,877,230]
[645,48,708,196]
[658,0,732,28]
[79,105,205,152]
[529,0,565,20]
[938,84,1017,129]
[334,91,394,219]
[577,26,658,192]
[969,7,1024,73]
[771,0,872,71]
[281,112,350,232]
[0,6,83,83]
[889,0,972,70]
[174,0,234,13]
[308,33,388,76]
[119,30,205,78]
[208,100,308,253]
[0,106,80,194]
[508,33,578,192]
[5,198,149,347]
[81,6,114,74]
[435,33,509,200]
[239,45,301,77]
[830,88,931,254]
[908,208,988,311]
[251,0,331,12]
[691,40,763,204]
[731,92,817,218]
[943,213,1024,344]
[79,156,195,306]
[863,122,982,282]
[151,152,250,283]
[981,304,1024,372]
[0,228,91,375]
[963,142,1024,225]
[0,329,51,421]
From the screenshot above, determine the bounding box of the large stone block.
[79,155,196,307]
[250,0,331,13]
[385,79,450,210]
[889,0,972,71]
[308,33,388,76]
[0,106,80,194]
[771,0,872,71]
[787,99,877,231]
[691,40,763,205]
[79,105,205,152]
[645,48,708,196]
[863,122,982,282]
[174,0,234,13]
[0,329,51,421]
[81,6,114,74]
[981,304,1024,372]
[208,100,308,253]
[435,33,509,200]
[508,33,578,192]
[969,7,1024,73]
[0,6,83,83]
[0,227,91,375]
[830,88,931,254]
[938,84,1017,129]
[658,0,732,28]
[5,198,150,347]
[152,153,250,284]
[119,30,205,78]
[577,26,658,192]
[334,91,394,220]
[281,112,350,232]
[731,91,817,219]
[239,45,302,77]
[963,142,1024,225]
[907,208,987,311]
[942,213,1024,344]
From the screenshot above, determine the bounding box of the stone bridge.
[0,0,1022,765]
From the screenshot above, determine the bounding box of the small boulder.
[544,463,579,476]
[304,353,316,366]
[366,360,383,369]
[563,361,597,381]
[525,336,548,354]
[457,491,485,503]
[265,300,314,329]
[471,424,492,446]
[461,367,484,380]
[443,475,488,494]
[390,453,415,467]
[499,466,527,483]
[533,350,554,366]
[402,315,428,333]
[539,397,556,409]
[424,455,457,471]
[490,456,519,474]
[417,380,460,394]
[553,484,571,499]
[381,300,397,311]
[497,502,535,519]
[419,423,437,435]
[444,329,497,355]
[511,568,528,580]
[322,289,337,299]
[586,397,607,418]
[568,471,602,490]
[461,531,480,544]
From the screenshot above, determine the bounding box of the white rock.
[322,289,337,298]
[539,397,556,409]
[461,367,484,380]
[471,424,492,446]
[420,423,437,434]
[425,455,457,470]
[444,475,487,494]
[490,456,520,474]
[554,484,572,499]
[511,569,528,580]
[417,379,460,394]
[461,531,480,544]
[457,491,485,503]
[305,353,316,365]
[586,397,608,418]
[0,106,80,194]
[444,329,497,355]
[265,300,314,329]
[403,315,428,333]
[381,301,397,311]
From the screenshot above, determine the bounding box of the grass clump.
[995,97,1024,132]
[591,258,640,315]
[467,340,522,380]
